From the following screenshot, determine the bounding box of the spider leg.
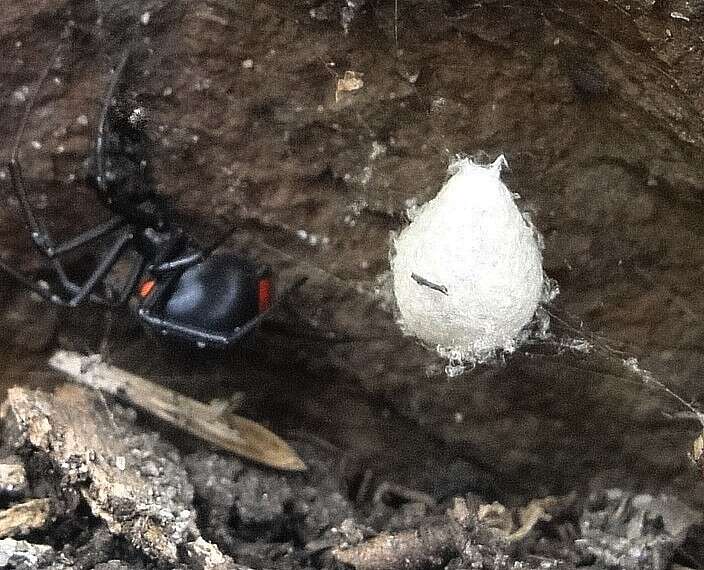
[7,42,59,250]
[0,259,68,306]
[5,160,136,305]
[149,222,239,275]
[150,251,204,275]
[66,227,134,306]
[51,216,125,256]
[0,223,136,307]
[3,161,137,304]
[6,159,73,293]
[134,312,230,346]
[202,222,238,257]
[4,45,140,308]
[221,276,307,342]
[8,155,128,255]
[95,50,131,196]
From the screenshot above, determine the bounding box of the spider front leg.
[0,259,68,306]
[148,220,242,276]
[0,225,136,308]
[2,158,140,307]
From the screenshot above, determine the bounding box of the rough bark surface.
[0,0,703,532]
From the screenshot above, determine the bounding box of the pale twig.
[48,349,306,471]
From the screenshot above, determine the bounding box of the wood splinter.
[0,498,57,539]
[48,349,306,472]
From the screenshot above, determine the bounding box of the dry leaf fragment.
[336,70,364,102]
[478,496,561,541]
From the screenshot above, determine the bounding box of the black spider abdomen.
[163,253,258,334]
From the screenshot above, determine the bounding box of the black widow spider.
[0,50,305,349]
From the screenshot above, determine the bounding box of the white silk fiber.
[391,155,544,367]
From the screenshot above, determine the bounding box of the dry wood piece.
[185,537,255,570]
[332,499,575,570]
[1,384,193,562]
[0,384,237,567]
[333,521,464,570]
[48,349,305,471]
[0,498,56,539]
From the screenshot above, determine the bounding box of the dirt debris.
[477,496,566,542]
[577,489,702,570]
[184,446,356,566]
[92,563,141,570]
[0,382,699,569]
[0,385,236,568]
[184,537,254,570]
[0,538,56,569]
[332,499,467,570]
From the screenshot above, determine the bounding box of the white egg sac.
[390,155,544,364]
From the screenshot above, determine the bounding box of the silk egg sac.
[390,155,545,370]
